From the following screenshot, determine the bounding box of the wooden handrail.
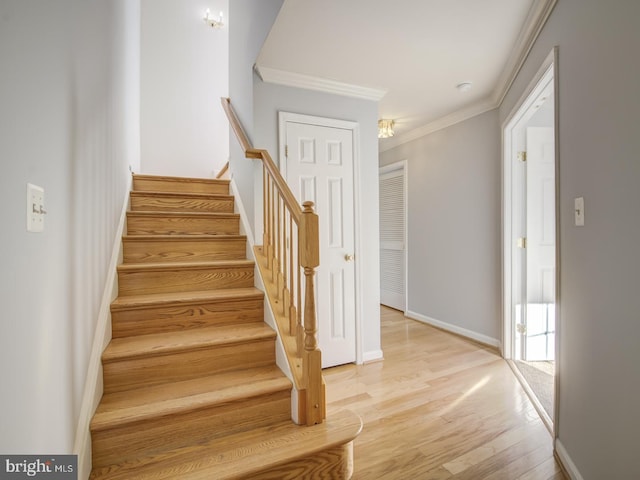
[221,99,301,223]
[259,151,302,224]
[221,98,261,159]
[215,162,229,179]
[221,97,324,426]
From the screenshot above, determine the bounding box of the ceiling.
[256,0,552,150]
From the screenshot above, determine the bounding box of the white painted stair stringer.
[229,177,294,388]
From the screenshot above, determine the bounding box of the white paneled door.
[379,163,406,311]
[525,126,556,361]
[283,120,356,368]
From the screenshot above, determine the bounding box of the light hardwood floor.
[324,307,566,480]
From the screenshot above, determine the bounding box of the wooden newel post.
[299,201,325,425]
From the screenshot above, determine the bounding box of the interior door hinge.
[517,237,527,249]
[517,151,527,162]
[285,145,289,158]
[516,323,527,334]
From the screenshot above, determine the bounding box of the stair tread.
[111,287,263,311]
[133,174,229,185]
[131,191,234,200]
[117,259,254,272]
[127,211,239,218]
[92,366,291,431]
[90,409,362,480]
[122,234,246,241]
[103,323,276,363]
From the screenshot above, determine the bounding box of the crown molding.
[379,97,497,152]
[381,0,557,152]
[255,0,557,150]
[255,65,388,101]
[491,0,558,106]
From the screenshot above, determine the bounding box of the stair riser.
[118,266,254,296]
[133,177,229,195]
[102,339,276,394]
[249,442,354,480]
[130,194,234,213]
[111,297,264,338]
[91,391,291,469]
[123,238,246,263]
[126,214,240,235]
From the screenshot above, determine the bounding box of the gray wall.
[227,2,382,360]
[500,1,640,477]
[0,0,140,452]
[228,0,283,232]
[254,79,382,360]
[380,110,502,342]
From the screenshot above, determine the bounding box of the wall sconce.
[204,9,224,28]
[378,119,395,139]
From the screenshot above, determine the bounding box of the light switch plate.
[27,183,45,232]
[574,197,584,226]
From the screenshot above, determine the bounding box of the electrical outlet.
[27,183,45,232]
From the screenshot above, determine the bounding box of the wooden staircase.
[90,174,361,480]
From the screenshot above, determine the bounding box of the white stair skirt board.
[406,311,501,349]
[73,175,132,480]
[229,178,293,389]
[229,176,255,250]
[555,439,585,480]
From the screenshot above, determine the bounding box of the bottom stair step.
[90,409,363,480]
[91,366,292,469]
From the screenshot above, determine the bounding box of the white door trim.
[502,47,560,435]
[278,112,364,364]
[379,160,408,314]
[502,47,556,360]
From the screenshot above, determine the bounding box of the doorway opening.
[503,48,559,432]
[379,161,408,313]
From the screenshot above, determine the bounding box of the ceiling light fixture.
[456,82,472,93]
[204,9,224,28]
[378,119,395,139]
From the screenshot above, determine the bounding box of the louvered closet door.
[379,166,406,311]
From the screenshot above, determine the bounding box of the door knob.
[345,254,355,262]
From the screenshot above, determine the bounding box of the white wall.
[253,80,382,361]
[500,1,640,477]
[0,0,140,453]
[380,110,502,344]
[140,0,228,178]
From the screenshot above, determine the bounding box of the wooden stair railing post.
[263,165,269,259]
[299,201,324,426]
[221,97,325,426]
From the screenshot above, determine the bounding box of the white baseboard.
[362,350,384,363]
[555,439,584,480]
[406,310,501,349]
[73,176,132,480]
